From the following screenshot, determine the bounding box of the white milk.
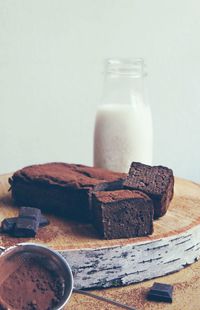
[94,103,153,173]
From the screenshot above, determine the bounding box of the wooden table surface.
[1,173,200,309]
[67,259,200,309]
[1,175,200,290]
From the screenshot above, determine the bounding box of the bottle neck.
[101,58,146,106]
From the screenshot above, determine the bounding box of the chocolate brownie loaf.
[92,190,154,239]
[9,163,126,221]
[123,162,174,219]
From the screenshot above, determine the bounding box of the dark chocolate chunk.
[13,218,38,237]
[1,217,17,233]
[123,162,174,219]
[19,207,49,227]
[147,282,173,303]
[17,207,41,237]
[0,207,49,236]
[19,207,41,221]
[39,215,50,227]
[0,215,49,233]
[92,190,154,239]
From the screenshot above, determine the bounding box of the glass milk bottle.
[93,58,153,173]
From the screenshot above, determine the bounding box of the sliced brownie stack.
[9,161,174,240]
[92,162,174,239]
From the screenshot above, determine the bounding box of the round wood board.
[0,174,200,289]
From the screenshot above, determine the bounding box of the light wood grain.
[1,174,200,289]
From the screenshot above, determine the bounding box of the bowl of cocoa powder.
[0,243,73,310]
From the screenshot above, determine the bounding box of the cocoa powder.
[0,256,63,310]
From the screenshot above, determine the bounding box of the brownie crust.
[94,189,151,203]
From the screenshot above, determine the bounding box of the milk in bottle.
[94,59,153,173]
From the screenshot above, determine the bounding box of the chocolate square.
[19,207,41,221]
[1,217,17,233]
[13,218,38,237]
[147,282,173,303]
[39,215,50,227]
[0,214,49,234]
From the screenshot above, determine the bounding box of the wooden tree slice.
[0,174,200,289]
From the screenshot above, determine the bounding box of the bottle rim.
[104,58,147,77]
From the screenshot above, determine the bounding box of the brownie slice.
[92,190,154,239]
[123,162,174,219]
[9,163,126,222]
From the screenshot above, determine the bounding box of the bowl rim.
[0,242,74,310]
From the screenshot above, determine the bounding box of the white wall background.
[0,0,200,182]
